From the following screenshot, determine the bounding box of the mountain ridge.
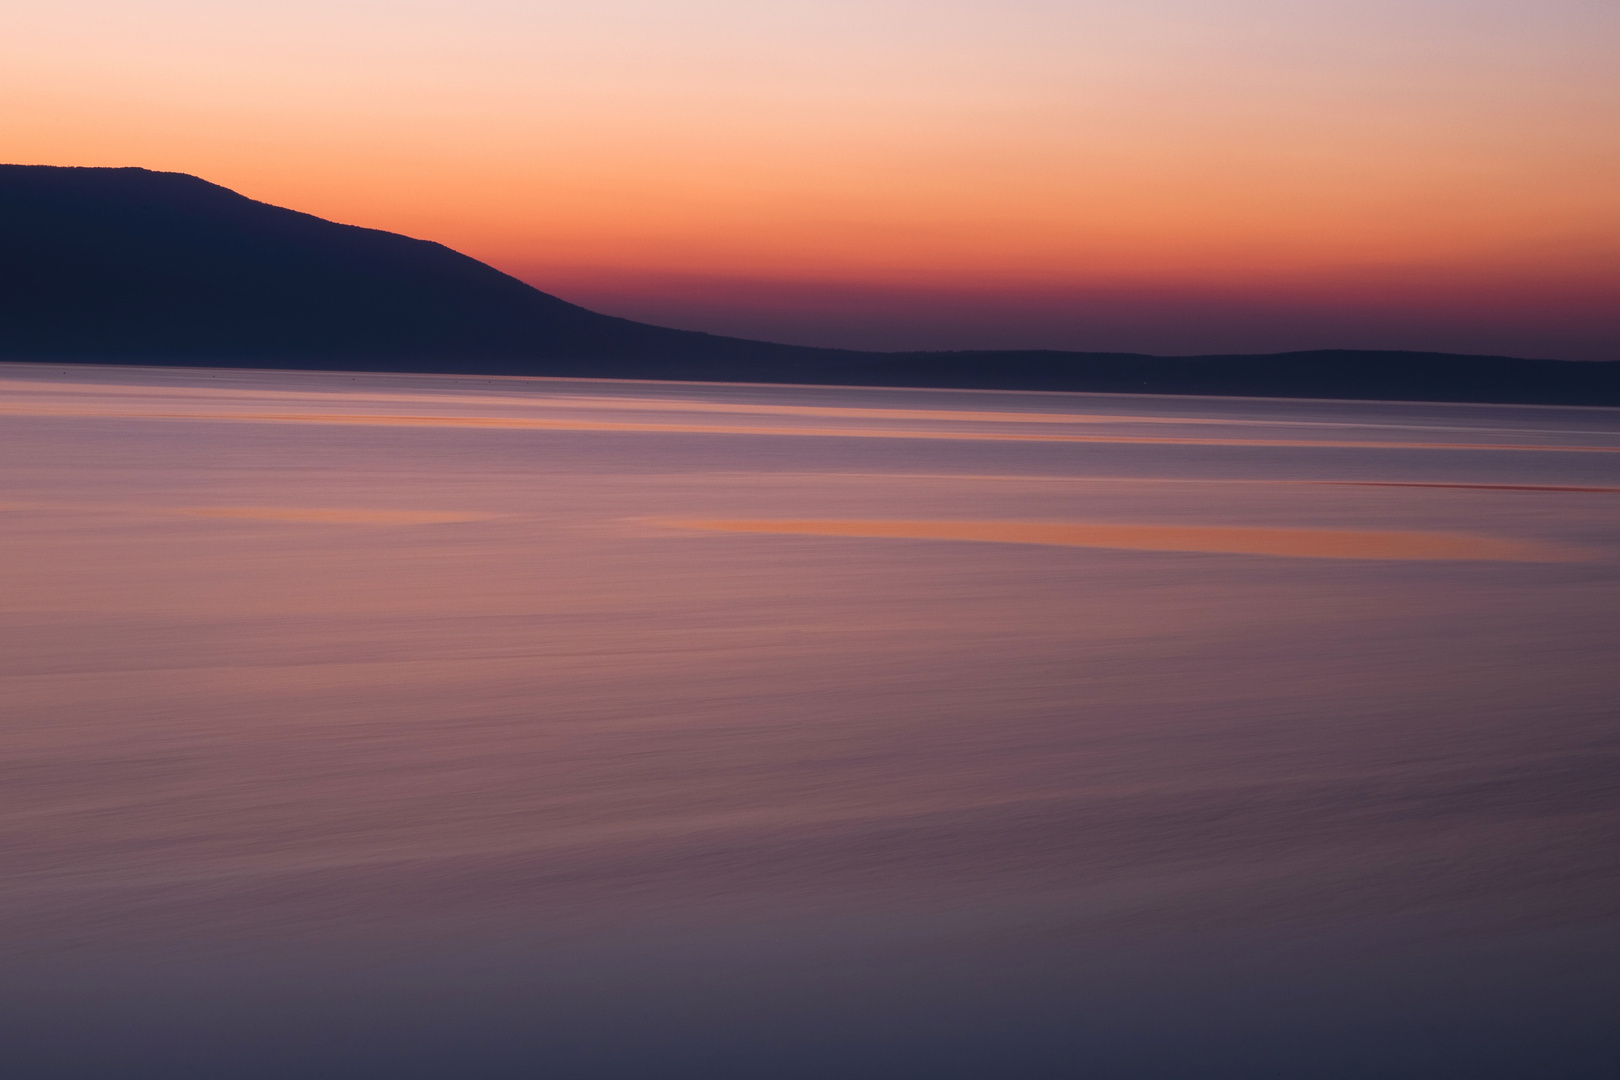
[3,164,1616,406]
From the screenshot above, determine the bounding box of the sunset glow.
[4,0,1616,357]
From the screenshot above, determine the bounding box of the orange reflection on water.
[5,401,1619,454]
[662,519,1587,563]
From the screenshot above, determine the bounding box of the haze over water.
[2,364,1618,1078]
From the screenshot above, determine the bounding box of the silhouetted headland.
[3,164,1616,406]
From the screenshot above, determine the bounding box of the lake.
[2,362,1617,1078]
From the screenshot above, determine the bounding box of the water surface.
[2,364,1618,1078]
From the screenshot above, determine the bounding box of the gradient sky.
[3,1,1617,358]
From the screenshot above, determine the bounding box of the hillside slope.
[0,164,844,375]
[3,165,1615,405]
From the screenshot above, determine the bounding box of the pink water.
[2,364,1618,1078]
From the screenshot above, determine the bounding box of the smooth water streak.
[658,519,1591,562]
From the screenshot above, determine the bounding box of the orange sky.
[3,0,1616,358]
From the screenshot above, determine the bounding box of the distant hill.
[3,164,1616,406]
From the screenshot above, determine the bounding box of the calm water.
[2,363,1618,1078]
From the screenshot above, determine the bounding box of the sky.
[3,0,1617,359]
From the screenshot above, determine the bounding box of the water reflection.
[659,518,1588,561]
[1,364,1617,1079]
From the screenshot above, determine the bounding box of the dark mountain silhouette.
[3,164,1616,406]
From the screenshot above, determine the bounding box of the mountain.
[3,164,1616,406]
[0,164,840,377]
